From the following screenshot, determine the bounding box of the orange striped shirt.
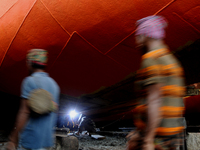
[134,48,185,136]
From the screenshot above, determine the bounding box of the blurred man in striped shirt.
[127,16,185,150]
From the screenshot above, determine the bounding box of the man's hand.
[126,131,142,150]
[142,141,155,150]
[5,142,16,150]
[126,130,138,141]
[7,99,30,150]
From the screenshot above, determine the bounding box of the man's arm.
[143,83,162,150]
[6,99,30,150]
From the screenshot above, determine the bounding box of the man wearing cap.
[6,49,60,150]
[127,16,185,150]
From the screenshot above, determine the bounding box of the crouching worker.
[75,114,96,137]
[6,49,60,150]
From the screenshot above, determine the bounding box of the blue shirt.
[20,72,60,149]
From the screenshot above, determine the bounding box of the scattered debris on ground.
[77,134,127,150]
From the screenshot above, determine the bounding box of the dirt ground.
[78,134,127,150]
[0,135,127,150]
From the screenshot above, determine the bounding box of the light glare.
[69,110,77,119]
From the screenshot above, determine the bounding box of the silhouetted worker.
[75,115,96,137]
[6,49,60,150]
[127,16,185,150]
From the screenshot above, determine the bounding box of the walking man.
[6,49,60,150]
[127,16,185,150]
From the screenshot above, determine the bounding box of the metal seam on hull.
[40,0,71,36]
[173,12,200,34]
[105,0,176,55]
[104,30,136,55]
[40,0,134,57]
[49,31,132,72]
[49,31,76,70]
[0,0,38,69]
[106,55,132,72]
[154,0,175,15]
[76,32,104,55]
[78,31,133,71]
[0,0,19,19]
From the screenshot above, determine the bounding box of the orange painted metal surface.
[0,0,199,97]
[185,95,200,114]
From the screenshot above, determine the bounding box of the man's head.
[26,49,48,72]
[135,15,168,48]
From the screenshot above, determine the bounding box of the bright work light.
[69,110,77,119]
